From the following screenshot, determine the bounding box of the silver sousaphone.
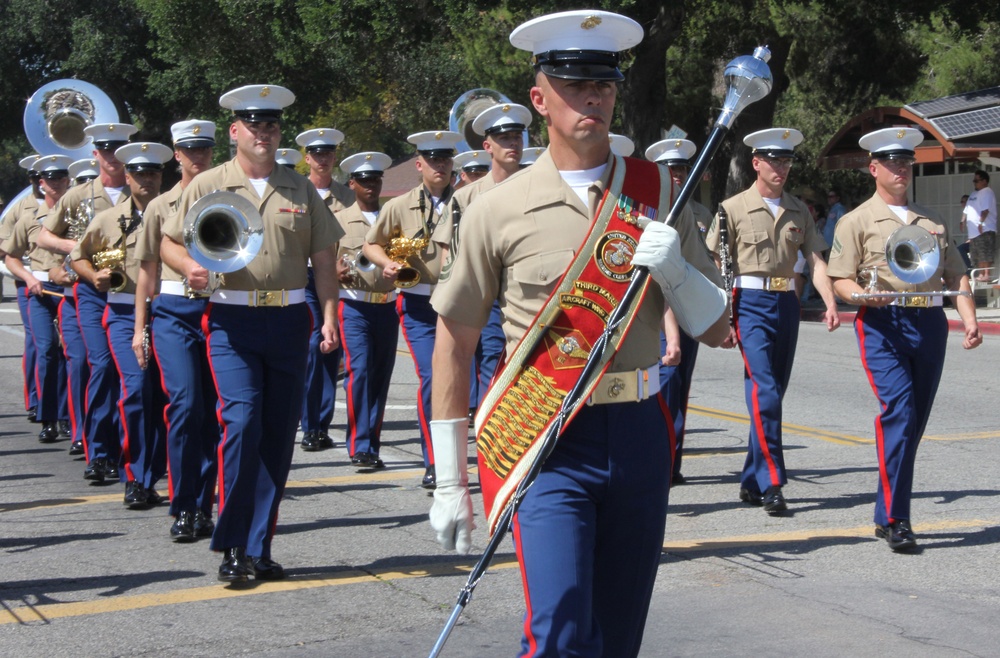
[449,88,528,152]
[183,191,264,297]
[852,224,971,301]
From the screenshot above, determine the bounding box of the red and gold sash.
[475,155,663,534]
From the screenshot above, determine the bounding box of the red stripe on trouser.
[201,303,229,512]
[655,393,677,483]
[73,282,93,462]
[732,291,780,485]
[151,330,176,502]
[337,300,360,455]
[855,308,894,522]
[511,515,538,657]
[106,306,136,482]
[59,299,81,445]
[396,295,433,464]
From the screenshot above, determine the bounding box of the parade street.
[1,301,997,658]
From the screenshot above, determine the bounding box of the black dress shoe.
[27,406,37,423]
[317,431,335,450]
[672,472,687,485]
[739,487,763,506]
[875,520,917,552]
[250,556,286,580]
[58,420,71,438]
[38,422,59,443]
[762,485,787,515]
[300,431,320,452]
[351,451,372,466]
[218,547,253,582]
[193,510,215,538]
[104,461,120,480]
[170,511,196,542]
[69,439,84,456]
[124,481,150,509]
[146,488,164,506]
[84,458,106,482]
[421,465,436,490]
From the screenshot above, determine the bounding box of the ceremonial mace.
[428,46,773,658]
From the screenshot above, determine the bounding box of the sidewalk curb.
[800,308,1000,336]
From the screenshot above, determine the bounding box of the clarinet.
[717,207,734,320]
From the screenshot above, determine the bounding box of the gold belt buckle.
[768,277,789,292]
[251,290,286,307]
[907,295,929,308]
[369,292,388,304]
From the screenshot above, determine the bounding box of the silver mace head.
[716,45,773,130]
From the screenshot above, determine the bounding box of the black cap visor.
[126,163,165,173]
[94,140,129,152]
[485,124,526,136]
[419,149,455,159]
[305,145,338,154]
[40,169,69,180]
[753,149,796,159]
[176,138,216,149]
[463,164,490,174]
[533,50,623,81]
[351,171,384,180]
[234,110,283,123]
[871,149,915,161]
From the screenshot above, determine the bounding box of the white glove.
[633,221,728,338]
[429,418,475,554]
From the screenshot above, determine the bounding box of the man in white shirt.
[965,169,996,280]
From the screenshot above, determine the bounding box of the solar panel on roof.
[930,106,1000,140]
[905,87,1000,119]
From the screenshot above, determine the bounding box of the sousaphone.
[24,79,121,160]
[448,88,527,153]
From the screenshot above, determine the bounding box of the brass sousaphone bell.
[852,224,971,301]
[183,191,264,296]
[449,88,527,153]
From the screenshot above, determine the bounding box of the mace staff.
[428,45,774,658]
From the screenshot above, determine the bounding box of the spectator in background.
[965,170,996,280]
[823,190,846,250]
[957,194,971,270]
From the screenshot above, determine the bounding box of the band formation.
[0,9,985,657]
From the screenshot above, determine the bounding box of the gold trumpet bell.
[92,247,127,292]
[385,233,429,289]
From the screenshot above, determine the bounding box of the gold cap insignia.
[261,87,270,97]
[89,160,96,166]
[365,154,372,160]
[280,149,287,155]
[49,155,57,162]
[782,130,790,139]
[502,104,510,112]
[674,140,682,147]
[435,132,442,140]
[897,129,906,138]
[141,144,148,151]
[108,125,115,132]
[581,15,602,30]
[472,151,479,156]
[193,125,201,134]
[318,129,325,135]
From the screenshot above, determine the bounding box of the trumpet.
[851,224,971,301]
[183,191,263,297]
[92,246,127,292]
[385,232,429,289]
[339,249,377,288]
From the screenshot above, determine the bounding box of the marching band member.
[705,128,840,514]
[2,155,73,444]
[135,120,219,540]
[40,122,138,483]
[275,147,302,169]
[827,127,981,551]
[335,151,396,468]
[428,11,728,655]
[363,129,461,489]
[1,155,42,424]
[71,142,174,509]
[162,84,343,582]
[452,150,491,189]
[295,127,354,452]
[646,138,710,483]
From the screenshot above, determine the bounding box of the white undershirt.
[361,210,378,225]
[888,204,909,223]
[430,195,446,216]
[559,164,608,207]
[317,188,330,200]
[762,196,781,218]
[248,177,268,198]
[105,186,124,206]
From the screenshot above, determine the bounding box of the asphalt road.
[0,292,997,658]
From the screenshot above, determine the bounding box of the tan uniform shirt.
[827,193,965,292]
[690,199,712,233]
[431,151,721,372]
[134,183,184,282]
[705,185,825,278]
[437,174,499,248]
[45,179,130,237]
[322,180,355,214]
[1,202,63,271]
[0,193,39,244]
[162,158,343,291]
[335,203,395,294]
[70,196,147,295]
[365,184,450,286]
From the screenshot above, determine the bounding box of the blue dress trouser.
[339,298,398,457]
[27,281,68,423]
[658,330,699,478]
[396,292,436,467]
[471,301,504,409]
[301,270,341,433]
[204,302,310,558]
[732,288,800,494]
[854,305,948,526]
[512,396,673,658]
[106,301,166,488]
[15,281,38,412]
[75,282,121,469]
[59,292,89,446]
[152,294,219,516]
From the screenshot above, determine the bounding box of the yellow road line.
[689,404,871,446]
[2,517,993,625]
